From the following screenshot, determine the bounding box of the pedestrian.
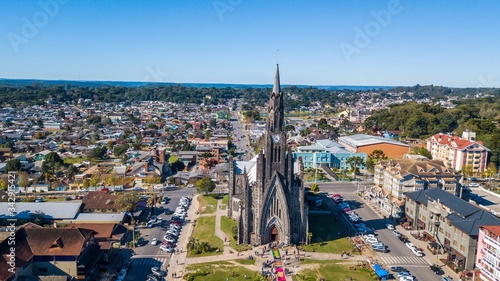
[176,259,178,265]
[225,236,227,242]
[232,271,235,277]
[244,274,247,279]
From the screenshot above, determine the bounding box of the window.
[460,245,465,251]
[453,240,458,247]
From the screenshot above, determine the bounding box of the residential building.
[373,155,463,218]
[293,139,366,170]
[476,225,500,281]
[338,134,410,158]
[0,223,100,280]
[404,188,500,270]
[426,131,489,174]
[81,191,118,213]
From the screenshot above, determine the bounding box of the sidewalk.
[358,194,459,280]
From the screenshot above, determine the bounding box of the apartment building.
[373,155,462,218]
[476,226,500,281]
[405,188,500,270]
[427,131,489,174]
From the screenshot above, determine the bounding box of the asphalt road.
[319,183,442,281]
[124,187,195,280]
[230,101,253,161]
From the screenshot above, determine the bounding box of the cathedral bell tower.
[264,64,287,182]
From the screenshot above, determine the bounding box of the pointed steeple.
[273,64,281,94]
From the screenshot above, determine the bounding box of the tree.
[82,178,90,189]
[5,159,22,172]
[89,174,101,187]
[0,177,8,190]
[410,147,432,159]
[346,156,365,177]
[30,211,49,226]
[169,160,185,172]
[484,162,498,179]
[107,173,119,186]
[285,124,295,132]
[115,193,140,223]
[209,118,217,127]
[368,150,387,162]
[17,172,29,194]
[310,183,319,193]
[65,165,79,180]
[463,165,474,178]
[45,152,63,167]
[195,177,215,195]
[87,146,107,159]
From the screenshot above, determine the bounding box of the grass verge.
[301,214,355,254]
[294,260,378,281]
[197,195,218,214]
[188,216,223,257]
[184,261,261,281]
[220,216,252,252]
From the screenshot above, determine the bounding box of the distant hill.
[0,78,394,91]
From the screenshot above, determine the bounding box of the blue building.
[293,139,366,170]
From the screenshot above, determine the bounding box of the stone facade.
[228,65,308,246]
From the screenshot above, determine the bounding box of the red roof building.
[426,131,489,174]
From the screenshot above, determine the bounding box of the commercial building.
[404,188,500,270]
[476,225,500,281]
[338,134,410,158]
[426,131,489,174]
[293,139,366,170]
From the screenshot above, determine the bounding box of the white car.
[400,276,414,281]
[397,271,411,278]
[366,237,378,244]
[151,238,158,245]
[386,224,394,230]
[411,247,424,257]
[160,245,174,252]
[405,242,416,250]
[364,234,376,240]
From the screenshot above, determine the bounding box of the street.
[319,183,444,281]
[124,187,196,280]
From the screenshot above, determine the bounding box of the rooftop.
[338,134,410,148]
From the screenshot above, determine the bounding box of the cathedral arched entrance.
[270,225,279,242]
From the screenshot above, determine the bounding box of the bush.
[184,270,210,281]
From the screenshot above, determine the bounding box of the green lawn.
[197,195,218,214]
[301,214,356,254]
[294,260,377,281]
[221,194,228,206]
[220,216,253,252]
[184,261,262,281]
[63,155,87,164]
[233,258,256,265]
[189,216,223,257]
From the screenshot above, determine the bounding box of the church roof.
[235,160,257,184]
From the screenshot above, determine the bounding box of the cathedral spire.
[273,64,280,94]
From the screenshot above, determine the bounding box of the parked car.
[151,238,159,245]
[397,271,411,278]
[151,266,167,277]
[386,224,394,230]
[405,242,416,250]
[430,265,444,275]
[392,230,402,237]
[411,247,424,257]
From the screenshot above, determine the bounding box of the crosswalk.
[130,257,168,266]
[378,256,429,265]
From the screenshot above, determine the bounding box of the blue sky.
[1,0,499,87]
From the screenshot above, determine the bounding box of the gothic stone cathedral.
[228,64,308,246]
